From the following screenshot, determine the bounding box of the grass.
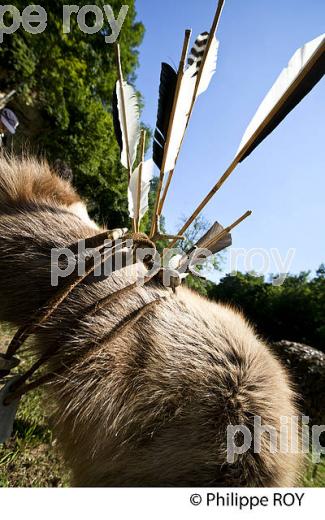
[0,325,324,487]
[0,324,68,487]
[0,390,68,487]
[302,457,325,488]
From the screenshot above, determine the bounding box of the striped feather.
[187,32,209,73]
[196,35,219,95]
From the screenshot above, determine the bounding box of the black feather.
[153,63,177,169]
[112,82,123,151]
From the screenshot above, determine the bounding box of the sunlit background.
[135,0,324,279]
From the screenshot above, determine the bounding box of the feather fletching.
[153,32,218,173]
[187,32,209,73]
[153,63,178,170]
[176,221,232,274]
[128,159,154,221]
[157,33,219,173]
[112,87,123,151]
[196,221,232,255]
[113,80,141,169]
[196,34,219,96]
[237,33,325,161]
[163,64,197,173]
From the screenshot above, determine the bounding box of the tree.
[0,0,144,227]
[207,267,325,352]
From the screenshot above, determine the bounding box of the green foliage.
[207,265,325,351]
[0,0,144,227]
[185,275,215,298]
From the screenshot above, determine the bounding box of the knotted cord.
[0,230,164,404]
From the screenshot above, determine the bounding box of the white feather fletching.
[128,159,154,221]
[197,35,219,96]
[116,80,141,169]
[237,33,325,156]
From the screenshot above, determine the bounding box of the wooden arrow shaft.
[135,130,146,232]
[166,153,240,250]
[150,30,192,237]
[157,0,225,218]
[115,44,132,180]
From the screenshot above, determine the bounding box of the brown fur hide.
[0,157,304,486]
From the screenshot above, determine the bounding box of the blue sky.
[134,0,324,278]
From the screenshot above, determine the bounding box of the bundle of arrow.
[112,0,324,279]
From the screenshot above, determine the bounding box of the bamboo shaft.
[192,0,225,105]
[158,168,174,215]
[168,29,325,246]
[176,210,251,261]
[150,29,192,237]
[135,130,146,232]
[115,44,132,180]
[157,0,225,218]
[167,154,240,249]
[162,3,323,253]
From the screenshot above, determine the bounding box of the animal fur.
[0,156,304,486]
